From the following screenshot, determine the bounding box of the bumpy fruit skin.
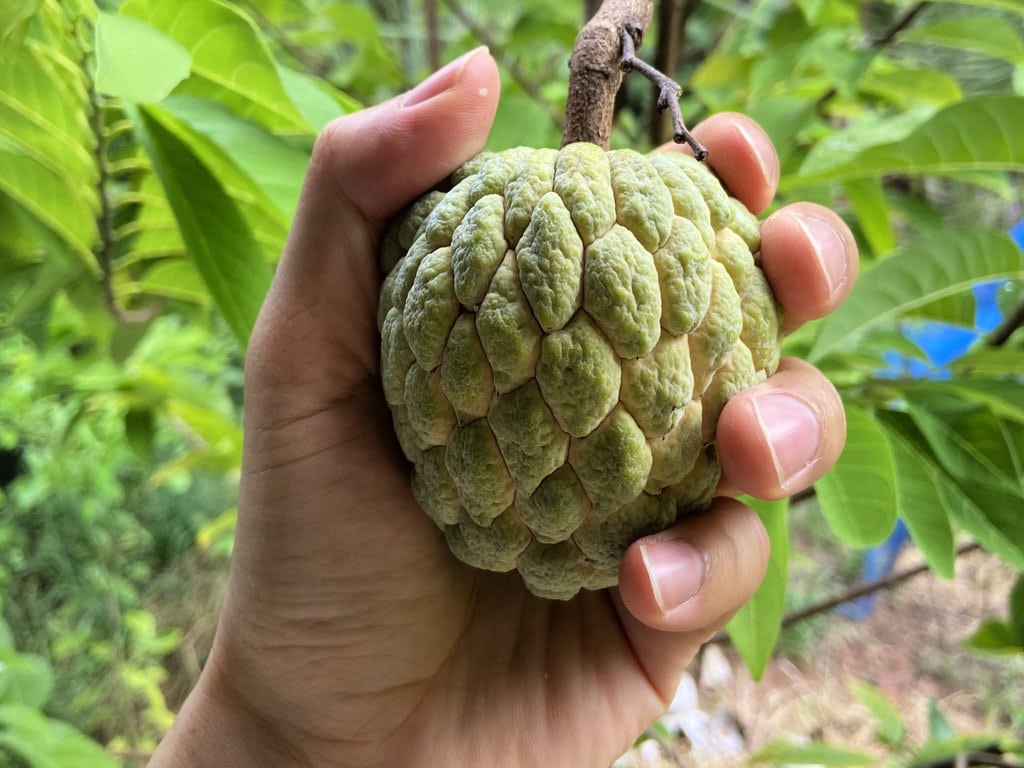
[378,143,782,600]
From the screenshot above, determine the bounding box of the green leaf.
[159,95,307,225]
[951,347,1024,378]
[905,380,1024,425]
[858,62,962,109]
[809,228,1024,362]
[277,65,360,132]
[815,405,898,547]
[132,104,271,349]
[0,705,120,768]
[906,404,1020,489]
[927,700,957,743]
[900,17,1024,66]
[121,0,312,134]
[936,474,1024,570]
[135,259,211,305]
[785,94,1024,189]
[0,0,40,51]
[843,178,894,257]
[0,649,53,708]
[882,426,956,578]
[94,11,191,103]
[747,739,876,766]
[911,734,1012,766]
[727,497,788,679]
[964,619,1022,653]
[124,407,156,461]
[849,680,905,748]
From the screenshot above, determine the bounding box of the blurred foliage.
[0,0,1022,762]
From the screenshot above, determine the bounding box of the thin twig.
[443,0,564,129]
[620,24,706,158]
[709,542,983,645]
[987,298,1024,347]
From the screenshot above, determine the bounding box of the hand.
[149,48,857,768]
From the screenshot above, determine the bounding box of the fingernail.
[796,214,849,299]
[735,121,779,190]
[751,392,822,490]
[401,46,489,108]
[639,538,707,614]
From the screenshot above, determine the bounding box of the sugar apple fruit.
[377,142,782,600]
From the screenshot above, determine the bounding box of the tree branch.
[708,542,983,646]
[987,297,1024,347]
[562,0,653,148]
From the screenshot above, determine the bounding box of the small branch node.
[618,27,707,160]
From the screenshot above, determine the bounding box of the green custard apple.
[377,142,782,600]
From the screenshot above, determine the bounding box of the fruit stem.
[562,0,651,150]
[561,0,707,159]
[619,24,707,159]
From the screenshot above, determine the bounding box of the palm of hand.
[222,308,690,767]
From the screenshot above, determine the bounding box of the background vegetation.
[0,0,1021,765]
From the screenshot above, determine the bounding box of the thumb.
[247,48,500,403]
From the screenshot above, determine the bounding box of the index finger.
[656,111,779,215]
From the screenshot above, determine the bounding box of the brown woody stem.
[562,0,652,149]
[562,0,706,158]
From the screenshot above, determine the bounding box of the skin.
[148,48,858,768]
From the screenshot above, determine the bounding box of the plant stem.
[562,0,653,149]
[620,24,706,157]
[562,0,705,156]
[708,542,983,646]
[988,297,1024,347]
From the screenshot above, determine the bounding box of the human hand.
[149,48,857,768]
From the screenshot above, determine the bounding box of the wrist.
[147,665,304,768]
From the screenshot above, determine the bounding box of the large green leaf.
[907,404,1021,490]
[904,379,1024,424]
[121,0,312,134]
[0,0,39,50]
[936,472,1024,570]
[881,424,956,578]
[809,228,1024,362]
[159,95,307,225]
[94,11,191,103]
[132,105,271,349]
[785,94,1024,189]
[814,404,898,547]
[726,497,788,680]
[900,17,1024,66]
[0,40,94,182]
[0,147,97,266]
[842,177,894,257]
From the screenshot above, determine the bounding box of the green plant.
[749,679,1024,767]
[0,614,122,768]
